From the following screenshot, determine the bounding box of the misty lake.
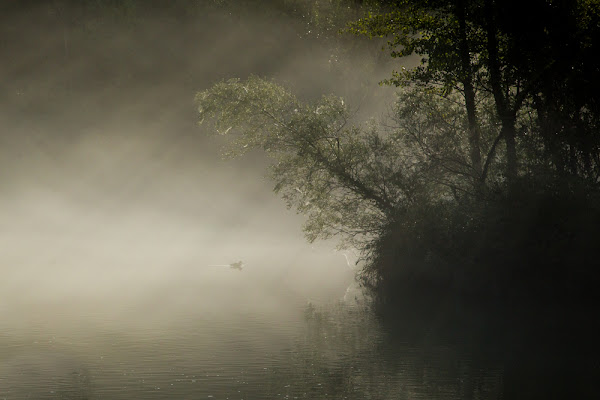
[3,245,591,400]
[1,2,597,397]
[0,256,503,400]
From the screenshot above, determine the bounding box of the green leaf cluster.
[196,76,500,251]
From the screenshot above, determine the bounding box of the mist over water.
[1,2,370,311]
[0,3,385,398]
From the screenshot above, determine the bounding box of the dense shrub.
[362,174,600,313]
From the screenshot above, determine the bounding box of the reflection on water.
[0,304,503,400]
[1,261,597,399]
[266,304,504,400]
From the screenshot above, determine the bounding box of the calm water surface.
[0,257,594,399]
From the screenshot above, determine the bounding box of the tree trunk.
[484,0,517,183]
[502,117,518,181]
[456,0,482,184]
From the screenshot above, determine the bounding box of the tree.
[348,0,488,186]
[195,76,501,255]
[197,76,391,250]
[348,0,600,187]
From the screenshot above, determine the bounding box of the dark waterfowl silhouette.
[229,261,243,270]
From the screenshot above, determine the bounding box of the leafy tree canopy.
[348,0,600,183]
[196,76,503,252]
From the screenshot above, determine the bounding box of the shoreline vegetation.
[194,0,600,334]
[196,75,600,322]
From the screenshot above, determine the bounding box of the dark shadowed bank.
[366,174,600,313]
[354,3,600,396]
[362,177,600,399]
